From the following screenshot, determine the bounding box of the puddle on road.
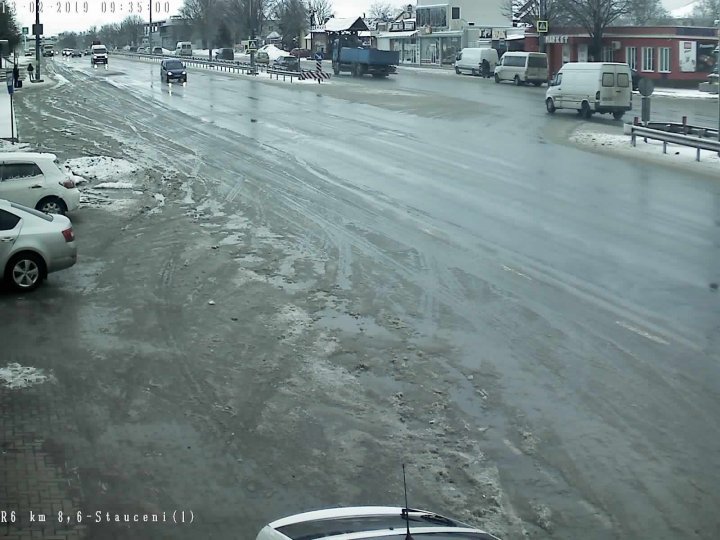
[314,309,393,339]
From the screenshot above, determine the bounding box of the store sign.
[492,29,506,40]
[679,41,696,72]
[546,35,569,44]
[479,28,492,39]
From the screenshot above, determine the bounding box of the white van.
[494,52,549,86]
[454,48,499,77]
[175,42,192,57]
[545,62,632,120]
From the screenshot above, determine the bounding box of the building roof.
[324,17,369,33]
[376,31,419,38]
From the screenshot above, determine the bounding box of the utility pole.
[539,0,547,54]
[715,19,719,143]
[149,0,153,49]
[33,0,43,82]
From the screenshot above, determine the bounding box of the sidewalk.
[0,88,19,141]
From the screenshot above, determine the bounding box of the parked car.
[214,47,235,61]
[175,41,193,57]
[255,50,270,64]
[256,506,502,540]
[546,62,632,120]
[0,199,77,292]
[152,46,164,55]
[129,46,138,52]
[272,55,300,71]
[494,51,549,86]
[290,48,311,58]
[160,59,187,83]
[0,153,80,215]
[70,49,82,58]
[25,48,34,57]
[455,47,498,77]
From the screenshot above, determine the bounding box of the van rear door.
[526,54,548,82]
[614,65,632,107]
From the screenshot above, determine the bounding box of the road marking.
[502,264,532,280]
[615,320,669,345]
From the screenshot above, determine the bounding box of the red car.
[290,48,311,58]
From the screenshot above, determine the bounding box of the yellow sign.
[537,20,549,33]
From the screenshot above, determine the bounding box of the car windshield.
[166,62,184,69]
[93,47,107,54]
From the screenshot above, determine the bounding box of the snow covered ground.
[571,126,720,172]
[641,87,719,100]
[63,156,139,183]
[0,89,18,140]
[0,363,55,389]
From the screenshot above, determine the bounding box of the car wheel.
[613,111,624,120]
[581,101,592,119]
[5,252,45,292]
[514,75,522,86]
[494,73,500,83]
[36,197,67,215]
[471,69,477,76]
[545,98,556,114]
[455,67,460,74]
[533,81,542,87]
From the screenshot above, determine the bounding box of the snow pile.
[571,127,720,169]
[0,140,31,151]
[0,363,55,389]
[162,48,173,55]
[94,182,135,189]
[642,87,718,100]
[63,156,140,183]
[262,44,289,61]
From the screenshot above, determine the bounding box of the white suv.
[0,153,80,215]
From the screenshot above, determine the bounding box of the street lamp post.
[34,0,42,81]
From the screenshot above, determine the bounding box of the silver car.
[256,506,502,539]
[0,199,77,291]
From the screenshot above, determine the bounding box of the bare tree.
[225,0,270,40]
[368,1,397,21]
[559,0,632,60]
[625,0,669,25]
[271,0,307,49]
[308,0,333,25]
[503,0,567,27]
[692,0,720,25]
[180,0,220,54]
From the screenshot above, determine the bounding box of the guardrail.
[624,121,720,161]
[266,68,301,82]
[644,117,719,140]
[112,51,269,74]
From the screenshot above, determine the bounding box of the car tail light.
[62,228,74,242]
[61,178,76,188]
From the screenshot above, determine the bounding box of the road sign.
[314,52,323,61]
[537,20,549,33]
[248,40,257,51]
[638,77,654,97]
[32,23,43,36]
[22,27,28,35]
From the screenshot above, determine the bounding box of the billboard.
[679,40,717,72]
[679,41,696,72]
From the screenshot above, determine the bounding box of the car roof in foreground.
[265,507,500,540]
[0,199,55,221]
[0,152,57,161]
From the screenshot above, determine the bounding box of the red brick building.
[524,26,718,85]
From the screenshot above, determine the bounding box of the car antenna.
[402,463,414,539]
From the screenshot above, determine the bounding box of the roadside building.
[535,26,719,84]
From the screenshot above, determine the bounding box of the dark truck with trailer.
[331,36,400,78]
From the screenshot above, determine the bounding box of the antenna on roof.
[402,463,414,539]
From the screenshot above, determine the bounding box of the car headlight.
[168,71,173,75]
[181,71,186,75]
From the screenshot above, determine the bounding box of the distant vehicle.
[128,46,138,52]
[160,59,187,83]
[494,51,549,86]
[272,55,300,71]
[290,48,311,58]
[255,507,502,540]
[255,50,270,64]
[26,48,35,57]
[214,47,234,61]
[0,152,80,215]
[83,49,91,56]
[175,41,193,56]
[455,48,498,77]
[42,44,54,57]
[70,49,82,58]
[332,35,399,78]
[0,200,78,292]
[152,46,163,55]
[546,62,633,120]
[90,44,108,67]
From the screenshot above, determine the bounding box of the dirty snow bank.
[94,181,135,189]
[63,156,140,184]
[0,363,56,389]
[571,126,720,171]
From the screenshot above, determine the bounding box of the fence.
[624,119,720,161]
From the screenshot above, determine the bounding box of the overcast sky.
[16,0,390,36]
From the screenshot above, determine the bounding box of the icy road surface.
[1,55,719,540]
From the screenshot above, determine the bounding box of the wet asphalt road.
[1,55,719,539]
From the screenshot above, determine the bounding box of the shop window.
[642,47,654,72]
[625,46,637,70]
[452,7,460,20]
[659,47,671,72]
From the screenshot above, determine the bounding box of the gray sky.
[16,0,386,36]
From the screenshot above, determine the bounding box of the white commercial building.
[376,0,511,65]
